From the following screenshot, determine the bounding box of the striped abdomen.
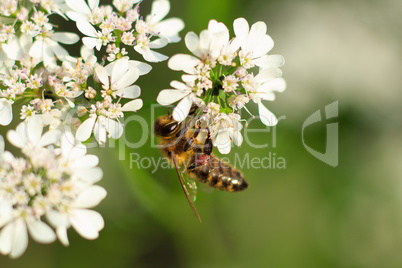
[190,156,248,192]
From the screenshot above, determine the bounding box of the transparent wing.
[171,155,202,223]
[181,170,197,202]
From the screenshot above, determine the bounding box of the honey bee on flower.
[157,18,286,154]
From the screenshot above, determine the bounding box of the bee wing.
[171,155,202,223]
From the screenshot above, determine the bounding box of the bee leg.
[184,121,202,152]
[203,127,213,156]
[187,163,196,170]
[188,104,199,116]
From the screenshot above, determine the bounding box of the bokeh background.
[2,0,402,267]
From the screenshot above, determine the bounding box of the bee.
[154,113,248,222]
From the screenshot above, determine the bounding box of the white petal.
[82,37,98,50]
[172,95,192,122]
[168,54,200,73]
[40,130,61,147]
[27,220,56,244]
[215,132,231,154]
[247,21,267,52]
[56,227,69,246]
[148,38,168,49]
[268,77,287,93]
[233,18,249,50]
[76,20,97,37]
[142,49,168,62]
[70,209,104,240]
[72,185,107,208]
[128,60,152,76]
[10,219,28,259]
[74,167,103,183]
[93,116,106,144]
[60,132,75,156]
[52,32,80,44]
[20,34,32,54]
[113,70,139,91]
[66,11,87,22]
[148,0,170,24]
[29,39,43,59]
[0,100,12,126]
[68,142,87,160]
[253,54,285,69]
[81,45,95,62]
[255,68,282,83]
[49,40,69,61]
[184,32,199,53]
[7,122,27,148]
[251,34,274,58]
[43,42,56,70]
[105,118,123,139]
[72,155,99,169]
[181,74,197,83]
[94,65,109,88]
[116,85,140,99]
[88,0,99,10]
[258,102,278,126]
[66,0,91,15]
[111,58,129,84]
[157,89,188,106]
[0,222,13,255]
[121,99,143,112]
[154,18,184,43]
[3,36,23,60]
[170,80,191,91]
[46,210,70,228]
[76,116,96,142]
[27,116,44,145]
[232,131,243,147]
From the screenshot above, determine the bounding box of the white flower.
[95,57,142,100]
[246,69,286,126]
[76,19,111,51]
[134,34,169,62]
[0,211,56,259]
[157,80,199,122]
[233,18,284,69]
[168,20,231,74]
[45,132,106,245]
[6,116,61,152]
[145,0,184,43]
[46,185,106,246]
[59,132,103,183]
[75,105,121,145]
[0,120,106,258]
[29,26,80,70]
[210,113,243,154]
[2,34,33,61]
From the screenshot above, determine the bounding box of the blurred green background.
[3,0,402,267]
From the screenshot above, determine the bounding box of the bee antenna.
[167,108,172,115]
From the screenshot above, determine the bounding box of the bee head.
[154,115,182,137]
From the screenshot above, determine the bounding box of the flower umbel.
[157,18,286,154]
[0,118,106,258]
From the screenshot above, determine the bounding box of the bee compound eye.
[161,122,179,136]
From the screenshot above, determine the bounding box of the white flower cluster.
[0,0,184,258]
[0,117,105,258]
[157,18,286,154]
[0,0,183,143]
[71,0,184,62]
